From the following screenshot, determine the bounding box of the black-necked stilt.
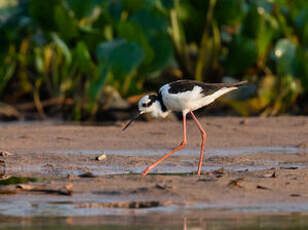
[123,80,247,176]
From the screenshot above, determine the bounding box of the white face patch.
[138,95,152,110]
[137,94,170,118]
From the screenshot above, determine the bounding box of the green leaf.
[288,0,308,20]
[28,0,63,30]
[242,3,262,38]
[295,8,308,45]
[256,25,275,59]
[117,22,154,66]
[51,33,72,65]
[243,2,278,59]
[176,0,207,43]
[161,0,175,10]
[96,39,124,61]
[147,32,173,72]
[122,0,146,12]
[96,39,144,77]
[73,41,92,74]
[117,21,172,73]
[225,35,258,75]
[66,0,101,19]
[272,38,296,77]
[253,0,274,13]
[88,63,109,101]
[0,62,16,96]
[130,9,168,36]
[294,48,308,92]
[214,0,246,26]
[54,5,78,40]
[34,47,44,74]
[109,42,144,77]
[109,0,123,21]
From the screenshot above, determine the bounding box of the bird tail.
[203,80,247,88]
[228,80,247,87]
[201,86,238,106]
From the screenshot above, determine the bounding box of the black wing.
[167,80,246,96]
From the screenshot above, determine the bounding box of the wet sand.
[1,116,308,217]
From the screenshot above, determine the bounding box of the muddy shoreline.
[1,116,308,152]
[1,116,308,218]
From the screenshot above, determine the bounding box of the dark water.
[1,214,308,230]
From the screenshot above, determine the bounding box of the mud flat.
[0,116,308,229]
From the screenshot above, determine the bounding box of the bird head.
[122,94,158,131]
[137,94,158,114]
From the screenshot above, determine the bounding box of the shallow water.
[27,146,307,156]
[7,148,308,176]
[1,146,308,229]
[10,146,307,176]
[6,157,308,176]
[108,146,307,156]
[1,193,308,217]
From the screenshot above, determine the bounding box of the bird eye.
[142,103,146,107]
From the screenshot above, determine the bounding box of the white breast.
[160,84,204,113]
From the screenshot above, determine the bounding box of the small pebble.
[0,151,13,157]
[290,193,301,197]
[96,154,107,161]
[79,172,96,178]
[239,119,248,125]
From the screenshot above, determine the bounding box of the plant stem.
[195,0,217,82]
[33,88,46,120]
[170,6,193,78]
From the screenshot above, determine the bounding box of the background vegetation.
[0,0,307,120]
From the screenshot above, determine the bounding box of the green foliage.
[225,35,258,75]
[169,0,307,115]
[273,39,297,77]
[214,0,246,26]
[95,39,144,98]
[96,39,144,78]
[0,0,307,119]
[0,0,173,119]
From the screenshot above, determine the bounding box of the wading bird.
[123,80,247,176]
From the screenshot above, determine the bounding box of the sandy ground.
[1,116,308,216]
[1,116,308,151]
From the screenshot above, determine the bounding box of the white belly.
[160,85,204,112]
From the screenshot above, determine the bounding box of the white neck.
[150,101,170,118]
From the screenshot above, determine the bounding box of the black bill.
[122,112,143,131]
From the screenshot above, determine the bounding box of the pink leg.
[190,111,207,175]
[142,112,187,176]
